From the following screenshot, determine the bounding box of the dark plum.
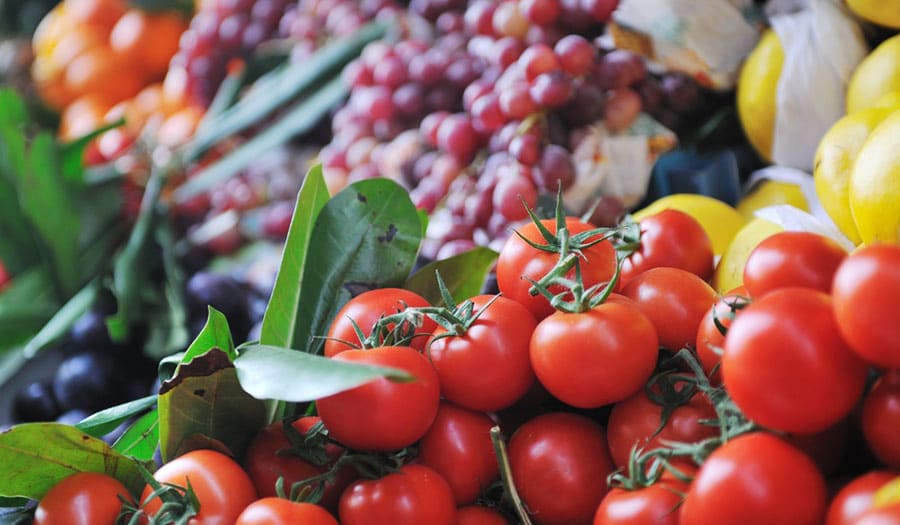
[13,381,61,423]
[52,352,129,413]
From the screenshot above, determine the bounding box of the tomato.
[530,300,658,408]
[606,387,717,469]
[456,506,510,525]
[854,505,900,525]
[742,231,847,298]
[338,464,456,525]
[426,295,536,411]
[243,416,354,512]
[785,418,850,477]
[508,412,614,525]
[826,471,897,525]
[235,498,338,525]
[496,217,617,320]
[679,433,827,525]
[622,267,717,351]
[694,292,748,384]
[34,472,131,525]
[141,449,257,525]
[317,346,440,451]
[593,483,684,525]
[832,244,900,368]
[418,402,500,505]
[323,288,436,357]
[722,287,868,434]
[621,209,714,284]
[862,371,900,469]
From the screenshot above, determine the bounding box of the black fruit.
[52,352,128,413]
[13,381,61,423]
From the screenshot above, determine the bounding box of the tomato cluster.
[33,211,900,524]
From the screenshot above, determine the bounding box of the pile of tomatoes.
[30,205,900,525]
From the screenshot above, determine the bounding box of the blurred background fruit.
[849,110,900,244]
[737,30,781,163]
[847,34,900,114]
[845,0,900,29]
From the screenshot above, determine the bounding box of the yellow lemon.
[632,194,747,256]
[849,110,900,243]
[736,30,783,163]
[847,34,900,114]
[814,107,896,245]
[713,217,783,293]
[872,477,900,509]
[874,91,900,109]
[736,180,809,221]
[846,0,900,29]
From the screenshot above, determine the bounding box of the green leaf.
[157,349,266,462]
[75,395,157,439]
[59,118,124,184]
[260,165,330,349]
[0,269,58,350]
[173,74,348,203]
[0,423,147,499]
[0,89,27,129]
[291,178,422,355]
[181,307,236,365]
[23,280,98,358]
[142,220,189,359]
[0,128,39,274]
[404,247,499,306]
[234,344,413,402]
[113,409,159,461]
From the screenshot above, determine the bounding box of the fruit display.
[2,0,900,524]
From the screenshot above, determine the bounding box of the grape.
[492,36,525,68]
[662,73,701,113]
[579,0,618,22]
[499,82,539,119]
[420,111,450,146]
[536,144,576,191]
[561,80,605,126]
[373,55,408,88]
[463,80,493,111]
[393,83,427,119]
[436,113,479,162]
[595,49,647,89]
[603,87,642,132]
[530,70,575,108]
[492,163,539,221]
[492,1,529,39]
[521,0,561,25]
[635,76,664,114]
[464,0,498,36]
[554,34,595,76]
[510,132,542,166]
[470,93,507,134]
[408,50,449,86]
[519,43,561,81]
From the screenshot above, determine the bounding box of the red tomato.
[679,433,827,525]
[34,472,131,525]
[854,505,900,525]
[593,483,684,525]
[621,209,714,283]
[338,464,456,525]
[317,346,440,451]
[324,288,436,357]
[141,449,257,525]
[621,267,717,351]
[722,287,868,434]
[426,295,537,411]
[530,301,658,408]
[606,387,717,469]
[496,217,617,319]
[456,506,510,525]
[832,244,900,368]
[243,416,354,512]
[694,292,749,384]
[785,418,850,477]
[235,498,338,525]
[862,371,900,469]
[742,231,847,298]
[508,412,614,525]
[418,402,500,505]
[826,471,897,525]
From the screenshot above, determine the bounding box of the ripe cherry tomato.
[418,402,500,505]
[826,471,897,525]
[862,371,900,469]
[317,346,440,451]
[530,300,658,408]
[338,464,456,525]
[695,291,749,384]
[621,209,714,283]
[593,483,684,525]
[496,217,617,320]
[742,230,847,298]
[679,433,827,525]
[508,412,614,525]
[606,387,717,469]
[141,449,257,525]
[324,288,436,357]
[243,416,354,512]
[235,498,338,525]
[622,267,717,351]
[722,287,867,434]
[34,472,132,525]
[426,295,536,411]
[832,244,900,368]
[456,506,510,525]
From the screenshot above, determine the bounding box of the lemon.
[873,477,900,509]
[632,194,747,256]
[874,91,900,109]
[846,0,900,29]
[847,35,900,114]
[814,107,896,245]
[736,31,783,163]
[849,110,900,243]
[713,217,783,293]
[736,180,809,221]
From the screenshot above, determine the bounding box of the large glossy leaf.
[234,344,412,402]
[157,349,266,462]
[404,247,499,306]
[0,423,147,499]
[113,409,159,462]
[260,165,330,349]
[291,178,422,355]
